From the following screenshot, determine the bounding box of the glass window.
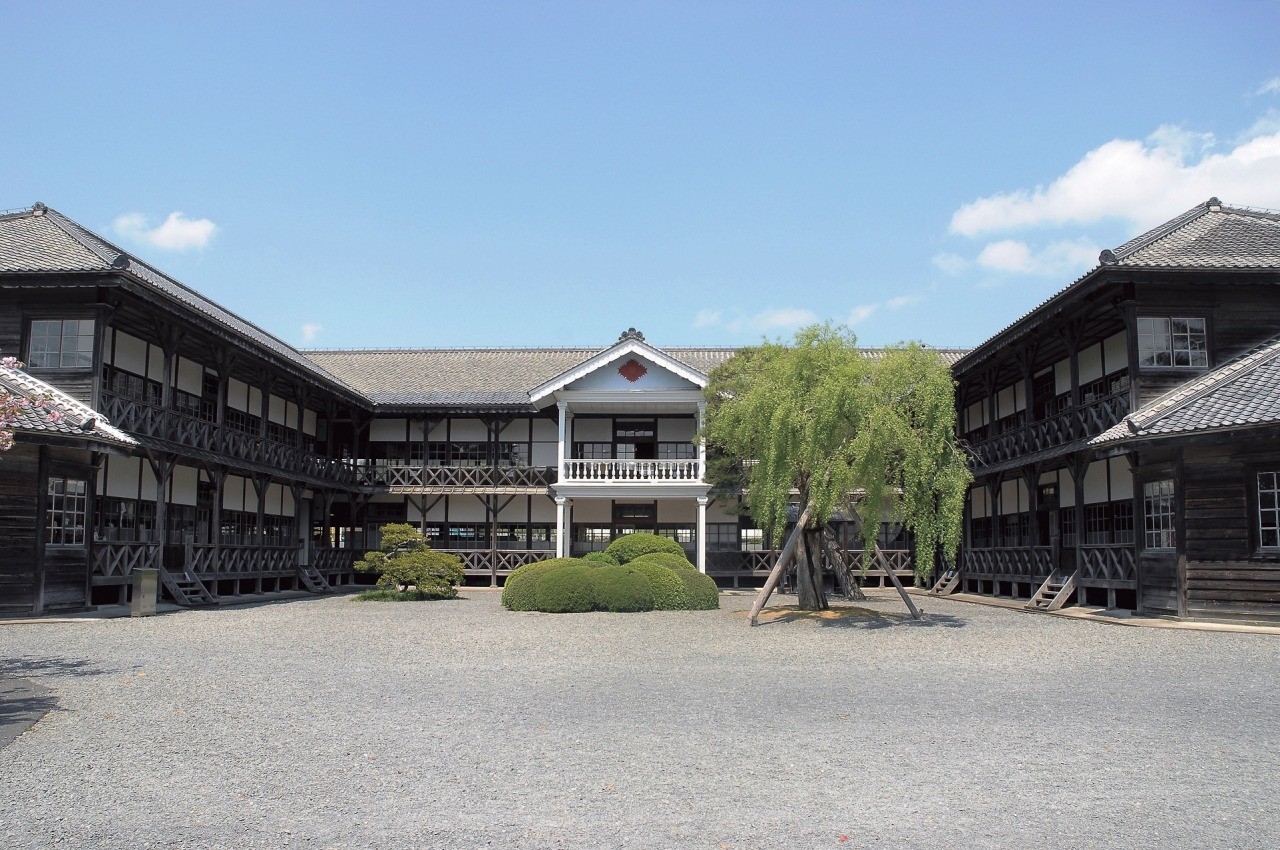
[740,528,765,551]
[28,319,94,368]
[658,442,696,460]
[1137,317,1207,368]
[1143,479,1176,549]
[1258,472,1280,549]
[46,477,88,546]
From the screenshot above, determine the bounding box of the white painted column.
[696,400,707,482]
[556,401,569,481]
[696,495,708,574]
[555,496,567,558]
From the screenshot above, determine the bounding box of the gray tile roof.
[1,364,137,448]
[955,199,1280,373]
[1092,331,1280,446]
[304,345,968,407]
[0,204,366,402]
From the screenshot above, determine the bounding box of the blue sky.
[5,2,1280,351]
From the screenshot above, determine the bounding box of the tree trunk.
[877,544,922,620]
[795,527,828,611]
[747,504,813,626]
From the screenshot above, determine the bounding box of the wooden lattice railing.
[92,541,160,577]
[377,465,557,489]
[962,546,1054,578]
[100,392,358,485]
[1078,544,1137,584]
[705,549,913,575]
[438,549,554,573]
[966,390,1131,467]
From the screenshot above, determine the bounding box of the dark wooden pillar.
[33,445,50,615]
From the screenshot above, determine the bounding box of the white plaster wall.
[370,418,406,442]
[531,441,557,466]
[965,401,986,431]
[176,358,203,394]
[1104,332,1127,374]
[971,487,989,519]
[997,386,1015,418]
[657,418,697,441]
[447,496,488,523]
[999,479,1019,514]
[1083,460,1109,504]
[573,418,612,442]
[1109,457,1134,500]
[1079,343,1103,384]
[501,419,530,440]
[532,419,557,440]
[223,476,246,511]
[530,497,557,522]
[706,500,739,523]
[1055,358,1071,395]
[147,345,163,382]
[227,379,249,412]
[1059,469,1076,508]
[112,331,148,374]
[106,456,141,499]
[571,500,611,523]
[268,395,286,425]
[497,500,529,522]
[657,500,694,522]
[449,418,488,441]
[170,465,199,506]
[303,410,317,436]
[248,387,263,416]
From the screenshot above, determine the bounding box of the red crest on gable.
[618,358,647,383]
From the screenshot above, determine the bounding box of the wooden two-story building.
[952,199,1280,621]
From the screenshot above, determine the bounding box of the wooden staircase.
[296,563,333,594]
[1027,570,1077,612]
[929,568,960,596]
[159,567,216,607]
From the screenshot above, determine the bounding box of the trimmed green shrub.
[676,569,721,610]
[354,523,465,600]
[501,558,583,611]
[581,551,620,566]
[603,532,687,564]
[589,565,655,612]
[629,552,697,573]
[624,560,686,610]
[353,587,457,602]
[534,564,596,613]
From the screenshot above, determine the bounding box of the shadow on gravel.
[752,606,967,630]
[0,676,58,750]
[0,656,109,678]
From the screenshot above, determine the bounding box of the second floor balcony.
[561,458,702,484]
[964,388,1131,468]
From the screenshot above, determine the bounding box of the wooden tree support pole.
[748,504,813,626]
[876,544,922,620]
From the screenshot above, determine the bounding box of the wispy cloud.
[932,253,969,276]
[884,294,922,310]
[696,306,819,334]
[300,323,323,344]
[1258,77,1280,96]
[693,309,721,328]
[847,304,877,326]
[113,211,217,250]
[949,125,1280,236]
[976,238,1098,276]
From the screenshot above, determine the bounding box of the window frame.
[26,317,97,370]
[1141,478,1177,551]
[1136,315,1209,371]
[45,475,90,548]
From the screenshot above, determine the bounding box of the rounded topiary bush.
[676,569,721,610]
[629,552,696,573]
[589,565,655,612]
[534,564,596,613]
[581,551,620,566]
[624,560,686,610]
[502,558,583,611]
[603,532,688,564]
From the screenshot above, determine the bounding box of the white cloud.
[693,309,722,328]
[884,294,922,310]
[722,307,820,333]
[300,323,323,343]
[847,303,877,326]
[932,252,969,275]
[113,211,218,250]
[976,238,1099,276]
[1258,77,1280,96]
[949,126,1280,236]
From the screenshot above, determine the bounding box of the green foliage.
[354,523,464,600]
[581,551,620,566]
[623,560,686,610]
[675,569,721,610]
[354,587,455,602]
[501,558,583,611]
[603,532,687,564]
[703,323,971,581]
[588,565,656,612]
[628,552,696,573]
[533,564,597,613]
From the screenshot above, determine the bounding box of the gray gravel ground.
[1,589,1277,850]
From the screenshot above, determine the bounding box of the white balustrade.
[561,458,702,483]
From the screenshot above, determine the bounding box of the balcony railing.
[1079,544,1137,584]
[965,390,1131,467]
[962,546,1055,578]
[100,391,358,485]
[704,549,913,576]
[562,458,702,483]
[370,464,557,489]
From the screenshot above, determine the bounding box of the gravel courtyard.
[1,590,1277,850]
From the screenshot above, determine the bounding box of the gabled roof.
[0,204,366,402]
[1,363,137,449]
[1092,331,1280,446]
[528,328,709,403]
[954,199,1280,373]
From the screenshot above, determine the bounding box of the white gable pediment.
[528,330,707,404]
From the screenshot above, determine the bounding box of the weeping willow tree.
[702,323,970,622]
